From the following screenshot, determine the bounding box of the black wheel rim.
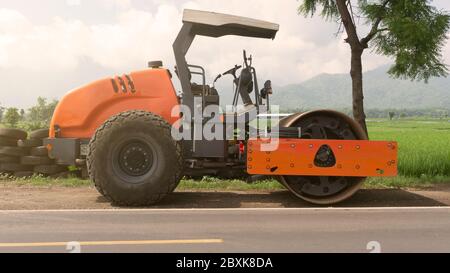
[115,139,155,178]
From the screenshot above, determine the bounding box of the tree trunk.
[335,0,369,138]
[350,48,369,137]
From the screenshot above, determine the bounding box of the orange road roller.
[45,9,398,206]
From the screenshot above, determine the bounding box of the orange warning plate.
[247,139,398,177]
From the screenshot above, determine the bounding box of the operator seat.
[191,83,220,107]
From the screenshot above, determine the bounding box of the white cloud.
[97,0,132,10]
[0,5,180,71]
[66,0,82,7]
[0,1,392,82]
[0,0,448,108]
[444,39,450,65]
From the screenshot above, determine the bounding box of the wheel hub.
[118,141,154,177]
[314,145,336,168]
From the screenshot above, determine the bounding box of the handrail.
[188,64,206,110]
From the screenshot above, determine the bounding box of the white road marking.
[0,206,449,214]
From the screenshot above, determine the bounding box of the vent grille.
[111,74,136,94]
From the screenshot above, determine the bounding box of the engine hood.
[49,68,179,139]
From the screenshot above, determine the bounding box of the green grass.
[0,174,93,187]
[0,174,284,191]
[180,176,450,190]
[364,175,450,189]
[368,119,450,177]
[1,174,449,191]
[179,177,284,191]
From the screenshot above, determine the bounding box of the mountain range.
[271,65,450,110]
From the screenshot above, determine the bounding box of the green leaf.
[299,0,450,81]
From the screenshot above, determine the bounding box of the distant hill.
[271,65,450,110]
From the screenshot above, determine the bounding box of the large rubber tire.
[30,146,49,157]
[21,156,54,166]
[18,139,43,148]
[0,137,18,147]
[0,146,29,157]
[29,129,49,140]
[87,111,184,206]
[0,163,33,172]
[0,155,20,164]
[0,128,27,140]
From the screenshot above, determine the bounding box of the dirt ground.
[1,184,450,210]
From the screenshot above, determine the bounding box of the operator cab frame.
[173,9,280,159]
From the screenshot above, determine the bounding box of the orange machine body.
[247,138,398,177]
[49,69,180,139]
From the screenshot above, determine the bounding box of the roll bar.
[173,9,280,111]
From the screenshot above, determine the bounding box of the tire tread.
[87,111,183,206]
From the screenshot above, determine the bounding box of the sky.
[0,0,449,108]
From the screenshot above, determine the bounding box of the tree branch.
[360,0,391,48]
[336,0,362,49]
[360,18,382,48]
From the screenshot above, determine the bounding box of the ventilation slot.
[125,75,136,93]
[117,76,127,93]
[111,79,119,93]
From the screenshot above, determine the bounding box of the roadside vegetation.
[369,119,450,177]
[1,174,449,191]
[0,174,285,191]
[0,97,58,131]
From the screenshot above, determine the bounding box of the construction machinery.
[45,9,398,206]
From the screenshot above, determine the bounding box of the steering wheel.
[214,50,252,86]
[223,65,242,78]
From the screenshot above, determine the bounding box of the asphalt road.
[0,207,449,253]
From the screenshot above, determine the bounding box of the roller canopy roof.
[183,9,279,39]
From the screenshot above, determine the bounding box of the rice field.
[368,119,450,177]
